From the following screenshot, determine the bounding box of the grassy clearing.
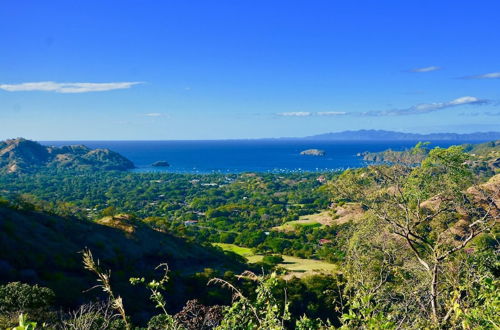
[213,243,338,277]
[278,255,337,272]
[213,243,255,257]
[273,219,322,232]
[299,210,335,224]
[274,205,364,232]
[273,210,335,232]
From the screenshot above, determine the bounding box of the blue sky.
[1,0,499,140]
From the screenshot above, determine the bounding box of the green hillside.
[362,140,500,173]
[0,202,244,318]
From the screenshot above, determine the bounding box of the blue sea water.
[42,140,466,174]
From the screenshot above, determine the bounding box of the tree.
[101,206,117,217]
[333,146,499,326]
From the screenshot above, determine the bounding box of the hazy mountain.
[303,130,500,141]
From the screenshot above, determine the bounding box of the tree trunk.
[430,262,439,324]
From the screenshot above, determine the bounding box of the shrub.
[0,282,54,314]
[0,282,55,328]
[262,255,284,266]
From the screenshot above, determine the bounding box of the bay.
[42,140,466,174]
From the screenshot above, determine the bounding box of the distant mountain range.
[301,130,500,141]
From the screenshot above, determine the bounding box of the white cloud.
[447,96,484,106]
[277,111,347,117]
[363,96,489,116]
[317,111,347,116]
[276,97,488,118]
[461,72,500,79]
[409,66,441,73]
[0,81,143,93]
[145,113,162,117]
[459,111,500,117]
[278,112,312,117]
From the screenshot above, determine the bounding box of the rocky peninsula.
[0,138,135,173]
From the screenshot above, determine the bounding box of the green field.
[272,219,322,231]
[213,243,255,257]
[213,243,337,276]
[272,210,336,232]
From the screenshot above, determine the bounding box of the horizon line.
[4,129,496,142]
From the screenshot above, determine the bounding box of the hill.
[361,140,500,172]
[0,203,244,317]
[0,138,134,173]
[465,140,500,157]
[304,129,500,141]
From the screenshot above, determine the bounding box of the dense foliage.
[0,170,342,260]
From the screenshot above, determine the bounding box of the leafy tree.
[333,146,499,326]
[101,206,117,217]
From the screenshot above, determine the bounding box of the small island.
[300,149,326,156]
[152,160,170,167]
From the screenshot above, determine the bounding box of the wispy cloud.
[276,97,488,118]
[408,66,442,73]
[277,112,312,117]
[145,113,162,117]
[363,96,489,116]
[0,81,143,93]
[277,111,347,117]
[460,72,500,79]
[317,111,347,116]
[459,111,500,117]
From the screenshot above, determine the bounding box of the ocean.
[42,140,467,174]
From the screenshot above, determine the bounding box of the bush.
[101,206,117,217]
[61,300,122,330]
[262,255,284,266]
[0,282,54,314]
[0,282,55,328]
